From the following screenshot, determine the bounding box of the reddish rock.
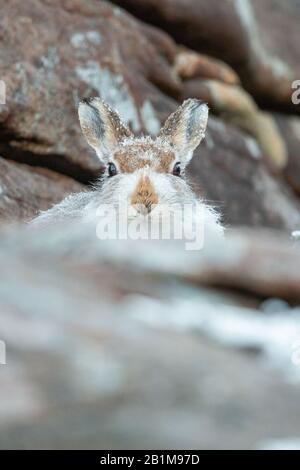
[188,117,300,230]
[174,48,240,85]
[0,0,180,181]
[0,157,83,222]
[182,79,288,170]
[250,0,300,107]
[0,0,299,230]
[113,0,300,111]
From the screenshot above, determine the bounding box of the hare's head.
[78,98,208,215]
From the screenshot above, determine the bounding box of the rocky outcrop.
[0,0,178,180]
[181,78,288,170]
[0,0,299,228]
[113,0,300,111]
[188,118,300,230]
[175,48,288,170]
[0,157,83,222]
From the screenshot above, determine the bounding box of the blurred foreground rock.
[1,222,300,448]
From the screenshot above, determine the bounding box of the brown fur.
[131,175,159,214]
[114,143,175,174]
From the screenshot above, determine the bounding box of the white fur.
[32,159,224,246]
[32,99,224,247]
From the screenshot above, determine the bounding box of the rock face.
[0,0,299,228]
[1,0,300,450]
[113,0,300,111]
[0,0,179,181]
[188,118,300,230]
[250,0,300,108]
[181,73,288,170]
[1,222,300,449]
[0,157,83,222]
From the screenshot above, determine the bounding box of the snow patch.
[245,136,261,159]
[292,231,300,241]
[113,6,123,17]
[256,438,300,450]
[127,293,300,383]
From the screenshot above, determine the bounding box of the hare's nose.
[135,202,153,215]
[131,176,158,215]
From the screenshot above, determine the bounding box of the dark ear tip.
[79,97,114,115]
[80,97,91,104]
[79,97,97,107]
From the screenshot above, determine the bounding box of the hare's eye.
[108,162,117,177]
[172,162,181,177]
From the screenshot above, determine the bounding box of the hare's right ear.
[158,99,208,166]
[78,98,133,163]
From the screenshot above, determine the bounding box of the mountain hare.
[33,98,224,247]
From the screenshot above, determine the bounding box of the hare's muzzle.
[131,175,158,215]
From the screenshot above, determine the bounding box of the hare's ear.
[158,99,208,165]
[78,98,133,163]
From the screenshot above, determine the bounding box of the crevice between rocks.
[0,136,100,186]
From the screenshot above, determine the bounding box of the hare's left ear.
[78,97,133,164]
[158,99,208,166]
